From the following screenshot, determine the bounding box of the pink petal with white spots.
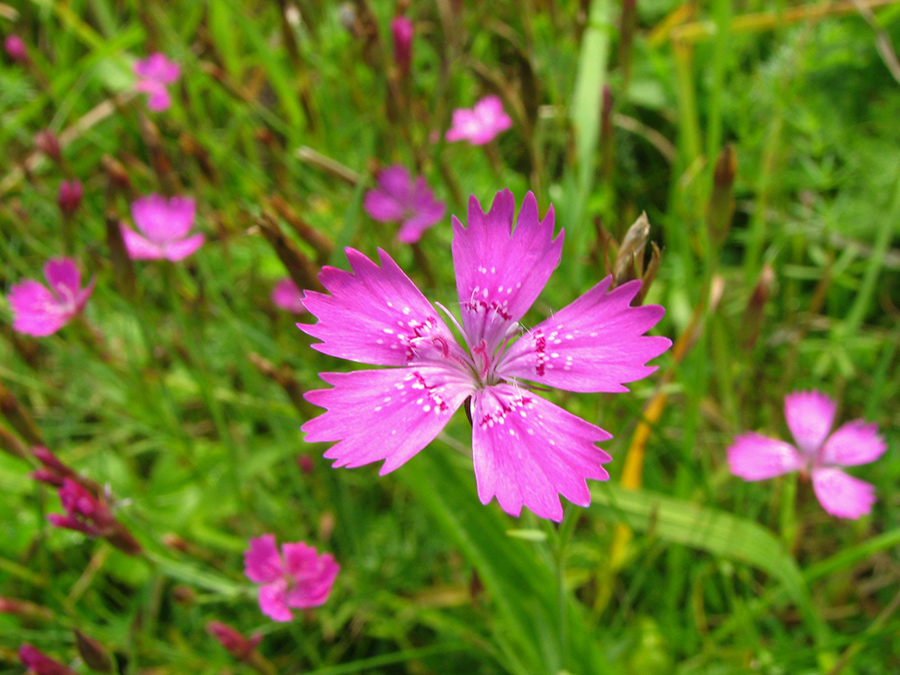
[301,248,465,367]
[819,420,887,467]
[811,467,876,519]
[726,432,805,480]
[244,534,284,584]
[258,579,293,622]
[784,390,836,456]
[452,191,561,352]
[471,384,612,521]
[303,366,472,474]
[499,278,670,393]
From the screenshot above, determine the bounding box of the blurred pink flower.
[4,35,27,63]
[18,644,77,675]
[134,52,180,112]
[445,95,512,145]
[7,258,95,336]
[363,165,445,243]
[58,180,83,217]
[244,534,339,622]
[727,390,887,519]
[391,16,414,77]
[121,194,204,261]
[272,278,307,313]
[300,190,671,521]
[207,621,262,660]
[48,478,118,537]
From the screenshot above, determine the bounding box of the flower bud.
[207,621,262,661]
[34,130,62,162]
[58,180,83,217]
[74,630,114,673]
[18,644,77,675]
[391,16,413,78]
[4,35,27,64]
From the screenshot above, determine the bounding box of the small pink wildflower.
[244,534,339,622]
[272,278,307,314]
[134,52,180,112]
[7,258,95,336]
[301,190,671,521]
[18,644,77,675]
[363,165,446,243]
[445,95,512,145]
[727,390,887,519]
[48,479,118,537]
[121,194,204,261]
[4,35,27,63]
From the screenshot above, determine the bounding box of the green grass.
[1,1,899,673]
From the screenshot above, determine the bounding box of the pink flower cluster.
[244,534,339,622]
[727,391,887,518]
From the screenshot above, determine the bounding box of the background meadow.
[2,0,900,673]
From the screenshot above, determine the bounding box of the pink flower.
[134,53,180,112]
[7,258,95,336]
[48,478,118,537]
[300,190,671,521]
[363,165,446,243]
[391,16,414,77]
[727,391,887,519]
[4,35,27,63]
[121,194,204,261]
[18,644,77,675]
[244,535,339,622]
[272,278,307,314]
[445,95,512,145]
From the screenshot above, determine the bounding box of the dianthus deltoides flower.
[121,194,204,261]
[301,190,671,521]
[244,535,339,622]
[133,52,180,112]
[7,258,95,336]
[727,390,887,519]
[363,165,446,244]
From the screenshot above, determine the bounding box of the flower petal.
[471,384,612,522]
[43,258,80,300]
[363,189,406,223]
[162,232,205,261]
[147,87,173,112]
[499,278,670,392]
[819,420,887,467]
[303,366,472,474]
[726,433,804,480]
[301,248,465,367]
[8,280,70,336]
[452,191,562,352]
[244,534,284,584]
[120,224,165,259]
[131,195,196,243]
[811,467,876,519]
[272,278,307,313]
[784,390,835,456]
[258,580,293,622]
[282,543,339,608]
